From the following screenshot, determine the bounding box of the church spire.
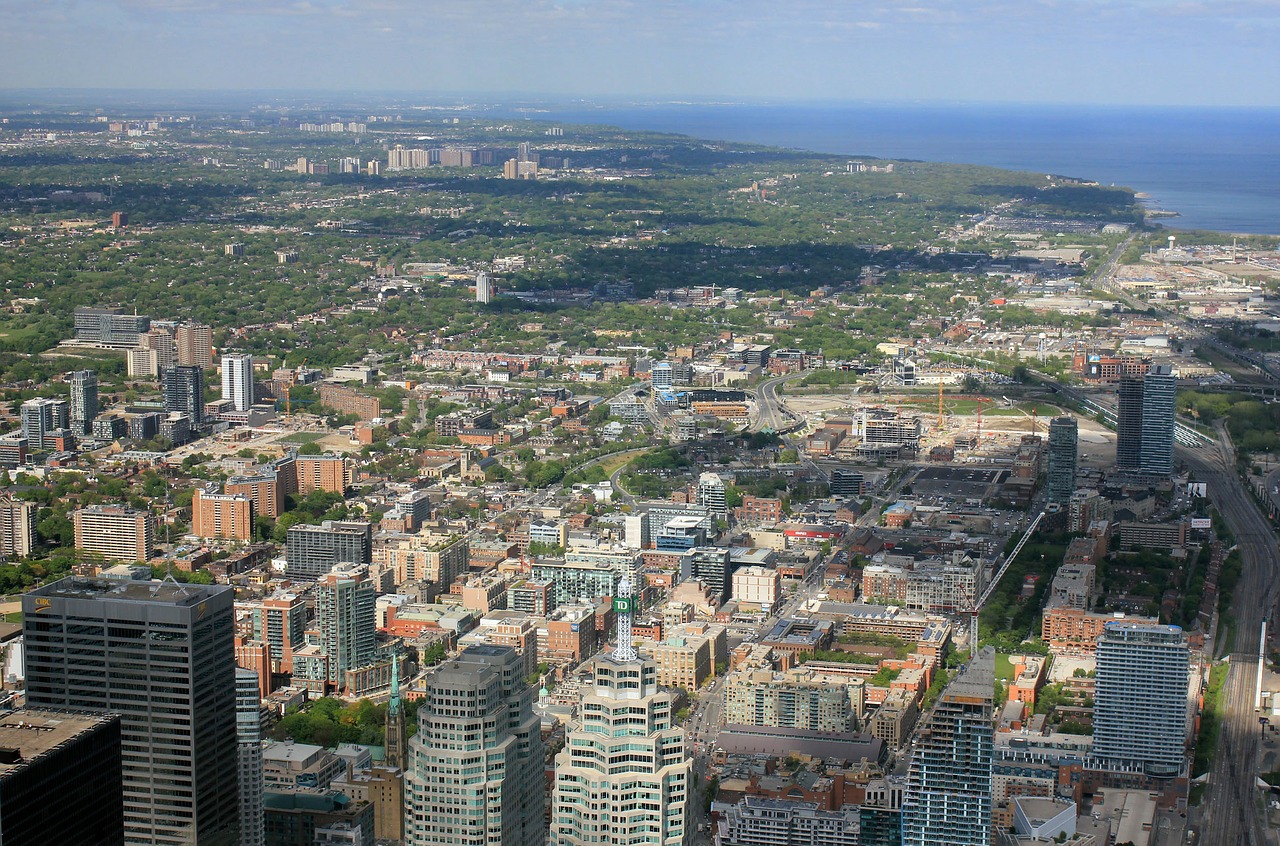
[384,649,406,770]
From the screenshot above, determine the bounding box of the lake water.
[524,102,1280,235]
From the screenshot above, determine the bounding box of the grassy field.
[282,431,327,444]
[3,612,21,624]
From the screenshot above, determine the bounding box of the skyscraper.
[1115,364,1176,475]
[550,579,690,846]
[175,321,214,368]
[221,352,255,412]
[0,709,124,846]
[1093,622,1189,778]
[696,471,727,517]
[285,520,372,581]
[0,491,38,558]
[1046,416,1078,504]
[404,645,546,846]
[20,397,68,450]
[162,364,206,427]
[73,504,155,563]
[902,647,994,846]
[1140,363,1177,475]
[1115,375,1144,471]
[69,369,99,435]
[314,562,377,690]
[476,272,492,304]
[23,577,239,846]
[236,667,266,846]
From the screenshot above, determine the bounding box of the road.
[1186,429,1280,846]
[752,373,807,433]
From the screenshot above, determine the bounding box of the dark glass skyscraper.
[1115,364,1176,476]
[23,577,239,846]
[1115,376,1144,471]
[1046,416,1078,504]
[162,364,206,427]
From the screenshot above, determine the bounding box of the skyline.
[0,0,1278,107]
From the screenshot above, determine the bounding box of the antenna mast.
[612,576,638,663]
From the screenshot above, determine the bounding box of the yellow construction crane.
[937,380,945,429]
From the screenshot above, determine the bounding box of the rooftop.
[0,710,119,778]
[27,576,228,607]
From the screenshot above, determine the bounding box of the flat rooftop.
[0,709,118,777]
[28,576,227,607]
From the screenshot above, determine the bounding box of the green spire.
[388,649,400,714]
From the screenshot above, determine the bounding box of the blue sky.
[1,0,1277,106]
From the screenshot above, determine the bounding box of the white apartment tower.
[476,272,492,304]
[221,352,254,412]
[550,578,691,846]
[1093,621,1189,778]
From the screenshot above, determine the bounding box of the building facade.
[162,364,206,427]
[69,369,99,435]
[222,353,255,412]
[192,487,254,541]
[902,648,994,846]
[237,668,266,846]
[550,656,690,846]
[1046,416,1078,505]
[0,709,124,846]
[23,578,239,846]
[73,504,155,563]
[404,645,546,846]
[314,563,378,690]
[1092,622,1189,778]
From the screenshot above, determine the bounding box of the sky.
[1,0,1278,106]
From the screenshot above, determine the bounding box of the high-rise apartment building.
[251,590,308,670]
[1093,622,1189,778]
[175,321,214,368]
[294,453,355,495]
[476,272,492,304]
[0,709,124,846]
[162,364,206,427]
[696,471,728,516]
[684,546,732,603]
[69,369,99,435]
[236,668,266,846]
[723,668,855,733]
[0,491,38,558]
[192,486,254,541]
[1046,416,1078,504]
[1115,375,1144,470]
[1140,364,1177,475]
[315,563,378,689]
[23,577,239,846]
[221,353,255,412]
[1116,364,1176,475]
[286,520,372,581]
[20,397,68,450]
[902,648,994,846]
[551,581,690,846]
[404,645,546,846]
[73,504,155,562]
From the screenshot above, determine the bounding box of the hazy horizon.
[1,0,1277,108]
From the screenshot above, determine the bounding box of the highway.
[1184,430,1280,846]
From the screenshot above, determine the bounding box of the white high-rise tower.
[476,272,492,304]
[221,353,254,412]
[550,577,691,846]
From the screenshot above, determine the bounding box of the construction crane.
[968,510,1046,648]
[975,396,992,441]
[937,381,945,429]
